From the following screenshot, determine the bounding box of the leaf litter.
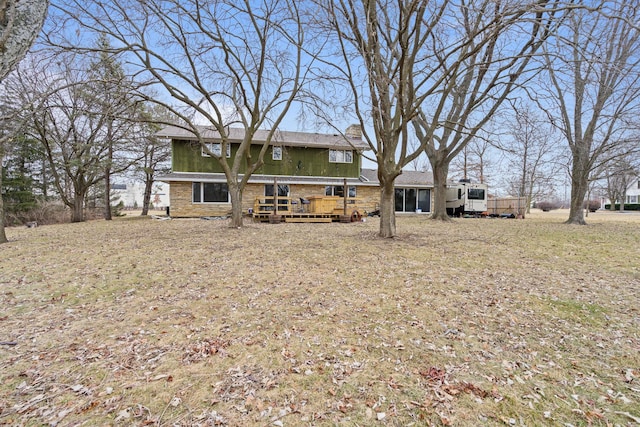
[0,210,639,425]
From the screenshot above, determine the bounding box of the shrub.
[583,200,600,212]
[535,201,561,212]
[604,203,640,211]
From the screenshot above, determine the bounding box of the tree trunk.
[0,156,8,244]
[141,174,153,216]
[430,158,451,221]
[378,178,396,238]
[229,182,243,228]
[565,156,588,225]
[71,192,85,222]
[103,168,112,220]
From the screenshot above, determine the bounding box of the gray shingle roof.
[156,125,369,151]
[360,168,433,187]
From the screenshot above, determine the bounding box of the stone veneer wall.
[168,181,382,218]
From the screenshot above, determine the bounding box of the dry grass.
[0,209,639,426]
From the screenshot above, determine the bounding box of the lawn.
[0,210,639,426]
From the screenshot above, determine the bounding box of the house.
[111,182,170,210]
[156,125,435,218]
[603,176,640,209]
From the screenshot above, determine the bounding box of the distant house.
[156,125,435,217]
[111,182,170,210]
[603,176,640,208]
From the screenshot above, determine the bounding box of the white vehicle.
[446,180,488,217]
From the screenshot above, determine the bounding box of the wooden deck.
[251,196,363,223]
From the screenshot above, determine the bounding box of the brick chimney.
[345,124,362,139]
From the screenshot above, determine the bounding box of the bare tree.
[538,1,640,224]
[499,104,563,212]
[0,0,48,243]
[313,0,454,237]
[413,0,568,221]
[86,35,146,220]
[136,105,173,216]
[49,0,310,228]
[451,136,496,185]
[314,0,569,236]
[602,155,638,211]
[7,54,123,222]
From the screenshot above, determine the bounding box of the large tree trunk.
[0,156,7,244]
[378,178,396,238]
[0,1,49,81]
[141,174,153,216]
[566,154,588,225]
[430,157,451,221]
[229,182,243,228]
[71,192,85,222]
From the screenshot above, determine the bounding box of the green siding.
[172,140,361,177]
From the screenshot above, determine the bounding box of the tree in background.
[412,0,567,221]
[1,134,44,223]
[602,155,638,211]
[7,54,115,222]
[49,0,310,228]
[499,104,563,212]
[539,1,640,224]
[137,105,172,216]
[0,0,49,243]
[86,35,145,220]
[316,0,569,236]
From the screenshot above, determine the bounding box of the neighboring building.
[624,178,640,205]
[157,125,435,217]
[602,176,640,208]
[112,181,170,211]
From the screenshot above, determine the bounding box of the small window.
[192,182,229,203]
[272,146,282,161]
[325,185,356,197]
[202,142,231,158]
[329,149,353,163]
[265,184,289,197]
[467,188,485,200]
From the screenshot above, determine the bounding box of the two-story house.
[156,124,374,218]
[156,124,436,218]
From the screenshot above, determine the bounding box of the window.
[202,142,231,158]
[272,146,282,161]
[325,185,356,197]
[467,188,485,200]
[265,184,289,197]
[192,182,229,203]
[395,188,431,212]
[329,149,353,163]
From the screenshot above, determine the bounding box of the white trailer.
[446,180,488,217]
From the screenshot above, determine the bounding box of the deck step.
[284,217,332,223]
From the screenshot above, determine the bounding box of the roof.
[359,168,433,187]
[156,125,370,151]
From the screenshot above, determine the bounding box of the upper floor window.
[329,149,353,163]
[272,146,283,161]
[202,142,231,158]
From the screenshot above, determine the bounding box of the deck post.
[274,177,278,215]
[343,178,347,216]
